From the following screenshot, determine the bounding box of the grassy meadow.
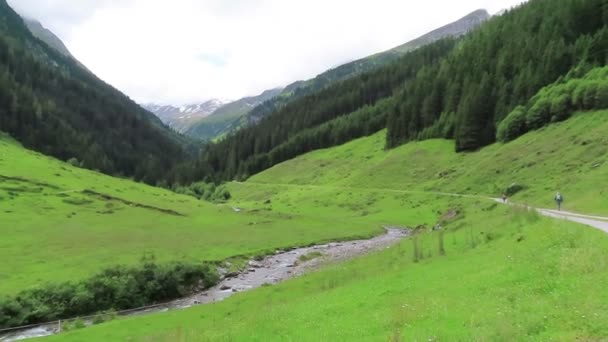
[45,203,608,341]
[249,110,608,214]
[0,135,400,295]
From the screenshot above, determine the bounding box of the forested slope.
[0,1,186,184]
[188,0,607,184]
[386,0,608,150]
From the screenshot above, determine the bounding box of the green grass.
[37,110,608,341]
[0,136,400,295]
[45,204,608,341]
[250,110,608,215]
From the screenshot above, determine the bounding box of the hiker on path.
[554,192,564,211]
[501,193,508,203]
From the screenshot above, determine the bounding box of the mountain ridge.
[185,8,491,141]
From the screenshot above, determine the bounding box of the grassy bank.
[249,110,608,214]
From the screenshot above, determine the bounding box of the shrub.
[549,94,571,122]
[505,183,525,197]
[0,259,219,329]
[173,182,231,203]
[497,106,527,142]
[526,98,551,129]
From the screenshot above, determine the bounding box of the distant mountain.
[143,99,229,132]
[383,9,490,54]
[0,0,186,184]
[246,9,491,125]
[185,9,489,142]
[184,88,283,141]
[22,18,73,58]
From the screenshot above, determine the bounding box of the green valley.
[38,109,608,341]
[0,0,607,340]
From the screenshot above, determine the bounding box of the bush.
[549,94,571,122]
[497,106,528,142]
[0,258,219,329]
[173,182,231,203]
[505,183,525,197]
[526,98,551,129]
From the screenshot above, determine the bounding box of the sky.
[8,0,527,105]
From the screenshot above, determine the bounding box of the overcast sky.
[8,0,526,105]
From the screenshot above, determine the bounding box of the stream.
[0,227,410,341]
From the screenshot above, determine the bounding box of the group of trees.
[386,0,608,151]
[0,1,186,185]
[497,66,608,142]
[0,258,219,329]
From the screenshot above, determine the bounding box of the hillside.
[0,134,384,296]
[185,9,488,141]
[0,0,185,184]
[193,0,607,183]
[39,110,608,340]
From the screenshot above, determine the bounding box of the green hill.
[0,133,386,296]
[40,110,608,341]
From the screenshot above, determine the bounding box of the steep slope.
[386,0,608,151]
[143,99,229,132]
[0,0,185,184]
[184,88,282,141]
[185,9,489,141]
[22,18,73,58]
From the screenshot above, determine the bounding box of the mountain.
[384,9,490,54]
[0,0,186,184]
[245,9,491,125]
[184,88,283,141]
[189,0,607,183]
[22,18,73,58]
[143,99,229,132]
[185,9,489,141]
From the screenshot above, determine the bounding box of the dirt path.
[0,228,410,341]
[493,199,608,233]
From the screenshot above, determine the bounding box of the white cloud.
[7,0,527,105]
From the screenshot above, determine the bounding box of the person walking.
[554,192,564,211]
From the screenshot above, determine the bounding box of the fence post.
[58,320,61,333]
